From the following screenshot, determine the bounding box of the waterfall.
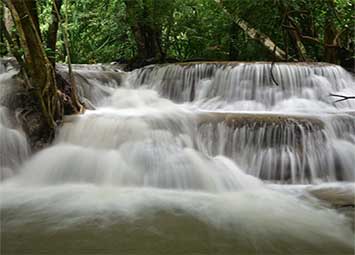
[0,68,29,180]
[197,113,355,183]
[129,62,355,110]
[0,61,354,254]
[130,62,355,184]
[57,64,125,106]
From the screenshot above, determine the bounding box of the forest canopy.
[1,0,354,67]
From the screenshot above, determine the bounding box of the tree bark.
[232,17,287,61]
[283,16,309,61]
[0,12,22,63]
[47,0,62,66]
[4,0,62,128]
[324,0,338,64]
[0,2,8,56]
[124,0,165,61]
[62,0,82,113]
[278,2,309,61]
[229,22,239,60]
[215,1,287,61]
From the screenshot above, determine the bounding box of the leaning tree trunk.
[4,0,62,129]
[215,0,287,61]
[234,18,287,60]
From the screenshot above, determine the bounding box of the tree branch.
[215,0,287,61]
[47,0,62,66]
[329,93,355,104]
[270,46,280,86]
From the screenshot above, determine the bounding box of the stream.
[0,62,354,254]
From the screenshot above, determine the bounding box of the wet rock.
[307,183,355,207]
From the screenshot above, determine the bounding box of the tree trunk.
[215,1,287,61]
[0,10,22,63]
[4,0,62,128]
[62,0,82,113]
[46,0,82,114]
[284,17,309,61]
[47,0,63,66]
[278,2,309,61]
[324,0,338,64]
[0,2,8,56]
[229,22,239,60]
[232,17,287,61]
[124,0,165,61]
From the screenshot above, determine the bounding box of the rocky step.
[197,111,355,147]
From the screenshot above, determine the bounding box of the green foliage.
[37,0,135,63]
[163,0,231,59]
[33,0,354,64]
[67,0,134,63]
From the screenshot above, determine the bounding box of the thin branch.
[53,0,83,113]
[300,35,322,45]
[0,13,23,65]
[332,28,347,45]
[270,46,280,86]
[282,24,296,30]
[329,93,355,104]
[286,10,309,16]
[282,14,309,61]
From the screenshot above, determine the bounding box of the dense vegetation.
[1,0,354,66]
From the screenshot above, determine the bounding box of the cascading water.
[57,63,125,106]
[196,113,355,183]
[0,106,29,179]
[130,62,355,183]
[0,62,354,254]
[0,65,29,180]
[129,62,355,110]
